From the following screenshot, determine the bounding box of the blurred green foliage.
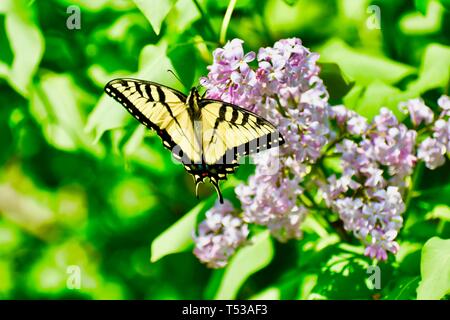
[0,0,449,299]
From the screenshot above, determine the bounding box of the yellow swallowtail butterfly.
[104,78,285,203]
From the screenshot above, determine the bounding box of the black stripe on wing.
[199,99,286,163]
[104,79,190,164]
[105,78,187,102]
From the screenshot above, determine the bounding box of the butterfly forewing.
[105,79,202,164]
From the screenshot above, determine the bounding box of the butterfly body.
[105,78,284,203]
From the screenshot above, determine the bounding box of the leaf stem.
[220,0,237,44]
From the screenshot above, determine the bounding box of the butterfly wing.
[200,99,285,165]
[104,78,202,164]
[190,99,284,202]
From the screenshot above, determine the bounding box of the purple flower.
[433,119,450,150]
[236,160,307,242]
[417,137,446,169]
[193,200,249,268]
[438,95,450,117]
[347,115,368,135]
[364,230,399,261]
[400,98,434,126]
[368,109,417,178]
[331,187,403,261]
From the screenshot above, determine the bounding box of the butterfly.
[104,78,285,203]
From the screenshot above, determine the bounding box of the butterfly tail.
[195,180,203,200]
[210,177,224,204]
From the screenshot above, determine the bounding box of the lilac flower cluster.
[330,106,417,186]
[323,107,416,259]
[201,38,329,243]
[192,37,450,268]
[324,97,449,260]
[193,200,249,268]
[332,187,403,260]
[236,150,307,242]
[414,96,450,169]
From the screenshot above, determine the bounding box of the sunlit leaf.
[214,231,274,299]
[55,0,130,11]
[401,1,444,35]
[249,287,280,300]
[29,73,103,155]
[319,39,416,85]
[408,43,450,94]
[85,94,129,144]
[353,81,415,120]
[85,41,180,142]
[425,205,450,221]
[133,0,178,35]
[166,0,201,33]
[417,237,450,300]
[1,0,44,96]
[150,201,208,263]
[264,0,336,37]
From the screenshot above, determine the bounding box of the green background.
[0,0,449,299]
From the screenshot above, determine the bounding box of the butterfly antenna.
[167,70,185,89]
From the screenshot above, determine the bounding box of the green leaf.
[85,94,129,144]
[353,81,416,120]
[29,73,103,155]
[166,0,201,33]
[1,0,44,97]
[425,205,450,221]
[318,62,354,101]
[283,0,300,6]
[440,0,450,10]
[414,0,430,14]
[250,287,280,300]
[342,43,450,120]
[214,230,274,299]
[401,0,444,35]
[408,43,450,94]
[319,39,416,86]
[383,277,420,300]
[0,62,9,79]
[136,41,183,89]
[133,0,178,35]
[168,40,197,89]
[150,201,208,263]
[85,41,180,142]
[342,84,365,110]
[417,237,450,300]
